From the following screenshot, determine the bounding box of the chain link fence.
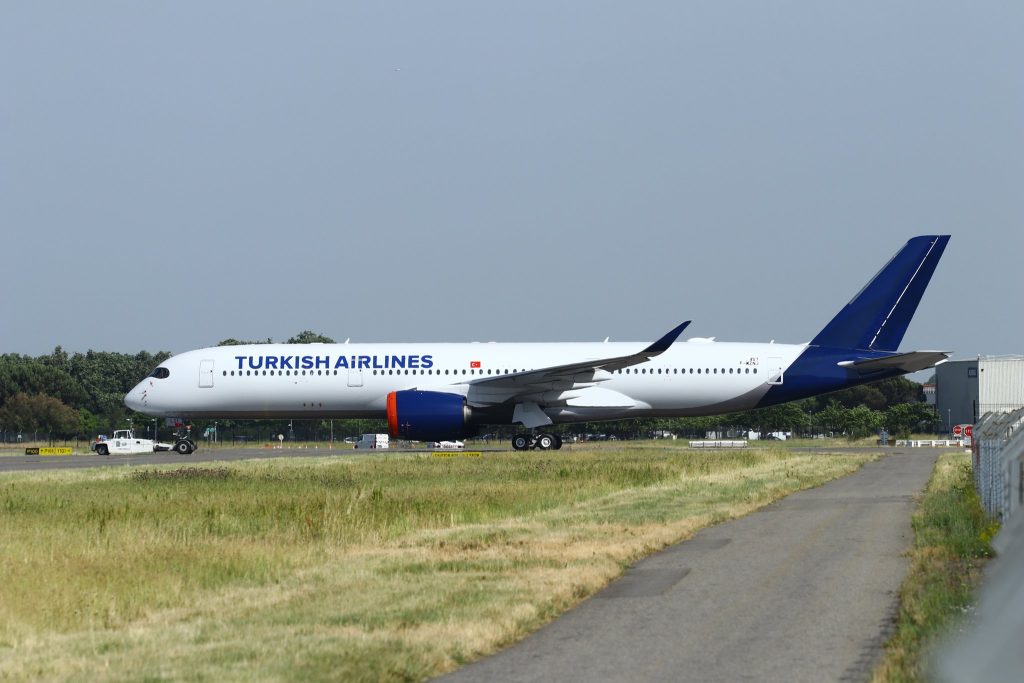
[936,408,1024,682]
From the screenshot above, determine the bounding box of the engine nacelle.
[386,390,475,441]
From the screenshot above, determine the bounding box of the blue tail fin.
[810,235,949,352]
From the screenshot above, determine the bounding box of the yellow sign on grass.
[431,451,482,458]
[25,448,74,456]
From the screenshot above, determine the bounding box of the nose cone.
[124,380,150,414]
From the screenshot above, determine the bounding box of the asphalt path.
[442,448,944,683]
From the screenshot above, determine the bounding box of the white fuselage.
[125,340,806,423]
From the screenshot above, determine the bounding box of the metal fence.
[936,409,1024,682]
[971,408,1024,520]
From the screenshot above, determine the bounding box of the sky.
[2,2,1021,364]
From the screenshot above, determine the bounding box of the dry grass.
[0,445,872,681]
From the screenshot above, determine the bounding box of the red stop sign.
[952,425,963,436]
[965,425,973,437]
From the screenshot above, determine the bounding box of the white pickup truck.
[92,430,196,455]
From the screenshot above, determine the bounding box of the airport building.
[936,356,1024,430]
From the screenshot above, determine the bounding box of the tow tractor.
[92,429,197,456]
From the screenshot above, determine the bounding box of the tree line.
[0,331,332,441]
[1,330,939,442]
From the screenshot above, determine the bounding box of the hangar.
[936,356,1024,429]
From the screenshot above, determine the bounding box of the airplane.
[125,235,950,451]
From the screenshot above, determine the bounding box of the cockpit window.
[149,367,170,379]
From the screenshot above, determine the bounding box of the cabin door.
[199,359,215,388]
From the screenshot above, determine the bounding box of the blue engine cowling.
[386,390,475,441]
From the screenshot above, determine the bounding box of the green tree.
[804,377,925,412]
[751,403,810,436]
[884,403,939,437]
[846,405,883,439]
[0,393,80,437]
[815,401,851,435]
[217,337,273,346]
[287,330,336,344]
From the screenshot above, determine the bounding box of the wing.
[470,321,690,389]
[414,321,691,415]
[837,350,950,374]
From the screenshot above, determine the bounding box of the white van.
[354,434,389,449]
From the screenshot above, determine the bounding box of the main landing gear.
[511,433,562,451]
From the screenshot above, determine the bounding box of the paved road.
[443,448,944,683]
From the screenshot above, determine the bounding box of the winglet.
[642,321,691,356]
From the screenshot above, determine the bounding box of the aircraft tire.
[512,434,531,451]
[552,434,562,450]
[536,433,555,450]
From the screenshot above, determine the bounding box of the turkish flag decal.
[470,361,481,368]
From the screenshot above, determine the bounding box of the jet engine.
[386,391,476,441]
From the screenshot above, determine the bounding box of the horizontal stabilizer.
[837,351,950,374]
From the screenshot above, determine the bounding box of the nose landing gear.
[511,432,562,451]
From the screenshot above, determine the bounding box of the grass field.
[872,451,994,682]
[0,444,873,681]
